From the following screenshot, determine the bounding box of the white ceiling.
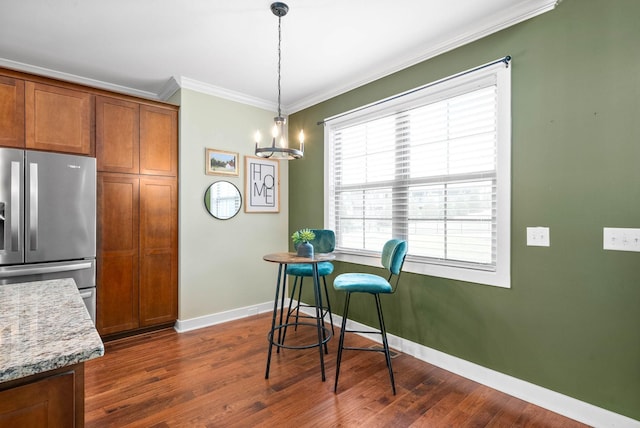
[0,0,556,113]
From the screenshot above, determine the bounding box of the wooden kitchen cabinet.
[139,176,178,326]
[0,76,25,148]
[97,174,177,337]
[96,174,140,336]
[95,96,178,337]
[0,365,83,428]
[96,97,177,177]
[25,81,93,155]
[96,96,140,173]
[140,105,178,177]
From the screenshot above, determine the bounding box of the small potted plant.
[292,228,315,258]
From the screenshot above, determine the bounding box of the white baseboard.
[175,301,639,427]
[302,306,639,428]
[174,300,278,333]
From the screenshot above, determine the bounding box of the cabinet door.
[0,76,25,148]
[139,105,177,176]
[139,176,177,327]
[0,371,75,428]
[25,81,92,155]
[96,96,139,173]
[97,173,140,335]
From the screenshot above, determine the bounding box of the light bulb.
[255,130,262,143]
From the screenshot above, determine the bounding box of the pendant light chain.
[277,14,282,118]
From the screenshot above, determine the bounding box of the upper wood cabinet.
[140,105,178,177]
[96,96,140,173]
[25,82,93,155]
[96,98,178,177]
[0,76,25,148]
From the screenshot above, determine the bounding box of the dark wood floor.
[85,313,587,427]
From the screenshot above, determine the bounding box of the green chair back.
[309,229,335,253]
[380,239,408,275]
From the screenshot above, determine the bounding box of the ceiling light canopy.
[254,2,304,160]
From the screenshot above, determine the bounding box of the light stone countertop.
[0,278,104,383]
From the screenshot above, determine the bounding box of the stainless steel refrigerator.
[0,148,97,323]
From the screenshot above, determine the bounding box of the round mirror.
[204,181,242,220]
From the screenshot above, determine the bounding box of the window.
[325,61,511,288]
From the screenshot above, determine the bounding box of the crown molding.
[173,76,277,112]
[287,0,558,113]
[158,76,181,101]
[0,57,161,100]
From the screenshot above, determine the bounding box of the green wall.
[288,0,640,420]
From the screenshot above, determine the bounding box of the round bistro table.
[263,252,336,381]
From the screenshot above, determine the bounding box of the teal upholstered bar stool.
[285,229,336,334]
[333,239,408,395]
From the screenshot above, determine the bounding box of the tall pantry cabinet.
[96,96,178,337]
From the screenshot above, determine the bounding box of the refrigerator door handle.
[0,261,93,277]
[78,290,94,299]
[29,162,38,251]
[10,161,20,251]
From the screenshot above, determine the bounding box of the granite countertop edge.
[0,278,105,383]
[1,346,104,382]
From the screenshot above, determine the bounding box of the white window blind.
[325,60,511,287]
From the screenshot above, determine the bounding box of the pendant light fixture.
[254,2,304,160]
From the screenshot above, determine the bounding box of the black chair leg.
[313,273,330,355]
[322,276,335,334]
[294,276,304,330]
[285,276,299,324]
[282,276,302,346]
[374,293,396,395]
[287,276,334,334]
[334,292,351,393]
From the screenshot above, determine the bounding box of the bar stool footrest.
[268,322,332,350]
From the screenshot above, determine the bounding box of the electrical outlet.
[527,227,550,247]
[603,227,640,252]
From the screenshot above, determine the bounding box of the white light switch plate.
[603,227,640,252]
[527,227,550,247]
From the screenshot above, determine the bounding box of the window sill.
[334,251,510,289]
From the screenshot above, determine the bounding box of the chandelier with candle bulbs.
[254,2,304,160]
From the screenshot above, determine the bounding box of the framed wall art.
[245,156,279,213]
[206,148,239,176]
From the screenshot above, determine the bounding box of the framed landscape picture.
[245,156,279,213]
[206,148,239,176]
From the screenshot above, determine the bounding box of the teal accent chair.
[285,229,336,334]
[333,239,408,395]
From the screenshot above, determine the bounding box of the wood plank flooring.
[84,313,587,427]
